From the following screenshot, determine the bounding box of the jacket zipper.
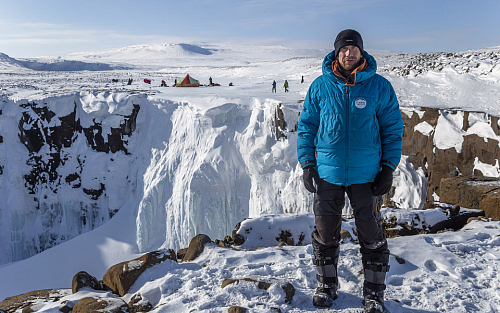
[344,85,349,185]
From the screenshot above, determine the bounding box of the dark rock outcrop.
[274,104,287,140]
[400,107,500,206]
[19,101,140,196]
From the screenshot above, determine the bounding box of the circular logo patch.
[355,98,367,109]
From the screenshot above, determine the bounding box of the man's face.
[338,45,362,71]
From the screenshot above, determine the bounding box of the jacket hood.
[322,50,377,84]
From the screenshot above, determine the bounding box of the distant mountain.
[0,53,25,70]
[0,52,132,72]
[64,42,330,68]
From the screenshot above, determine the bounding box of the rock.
[128,294,153,313]
[232,231,245,246]
[72,296,129,313]
[228,306,247,313]
[21,307,34,313]
[340,229,353,242]
[102,249,176,296]
[72,271,101,293]
[274,104,287,141]
[182,234,212,262]
[0,289,71,313]
[467,216,486,224]
[479,189,500,218]
[440,176,500,217]
[280,282,295,303]
[382,205,483,236]
[276,230,294,246]
[58,301,75,313]
[401,107,500,205]
[176,248,188,261]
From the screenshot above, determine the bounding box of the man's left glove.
[303,165,320,193]
[372,165,394,196]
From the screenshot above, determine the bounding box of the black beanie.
[334,29,363,57]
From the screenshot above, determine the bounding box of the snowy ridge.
[380,47,500,77]
[67,43,214,60]
[0,53,25,70]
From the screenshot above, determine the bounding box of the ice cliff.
[0,92,311,264]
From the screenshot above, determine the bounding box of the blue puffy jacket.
[297,50,403,186]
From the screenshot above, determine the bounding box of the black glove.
[303,165,320,193]
[372,165,394,196]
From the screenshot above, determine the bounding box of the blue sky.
[1,0,499,58]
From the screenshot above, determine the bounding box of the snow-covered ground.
[1,42,500,312]
[2,212,500,313]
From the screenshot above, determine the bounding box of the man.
[284,79,289,92]
[272,80,277,93]
[297,29,403,313]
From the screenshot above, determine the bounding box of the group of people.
[271,79,291,93]
[272,76,305,93]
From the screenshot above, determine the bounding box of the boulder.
[276,230,294,246]
[128,294,153,313]
[182,234,212,262]
[103,249,176,297]
[72,271,101,293]
[231,230,245,246]
[228,306,247,313]
[440,176,500,217]
[479,190,500,218]
[72,296,129,313]
[0,289,70,313]
[176,248,188,261]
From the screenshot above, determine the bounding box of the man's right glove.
[303,165,320,193]
[372,165,394,196]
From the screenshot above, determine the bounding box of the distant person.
[229,82,233,86]
[161,80,167,87]
[174,79,177,86]
[272,80,277,93]
[127,78,133,85]
[209,77,213,86]
[297,29,403,312]
[301,76,304,83]
[284,80,289,92]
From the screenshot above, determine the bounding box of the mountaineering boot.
[363,285,385,313]
[313,281,338,308]
[363,261,390,313]
[312,234,340,308]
